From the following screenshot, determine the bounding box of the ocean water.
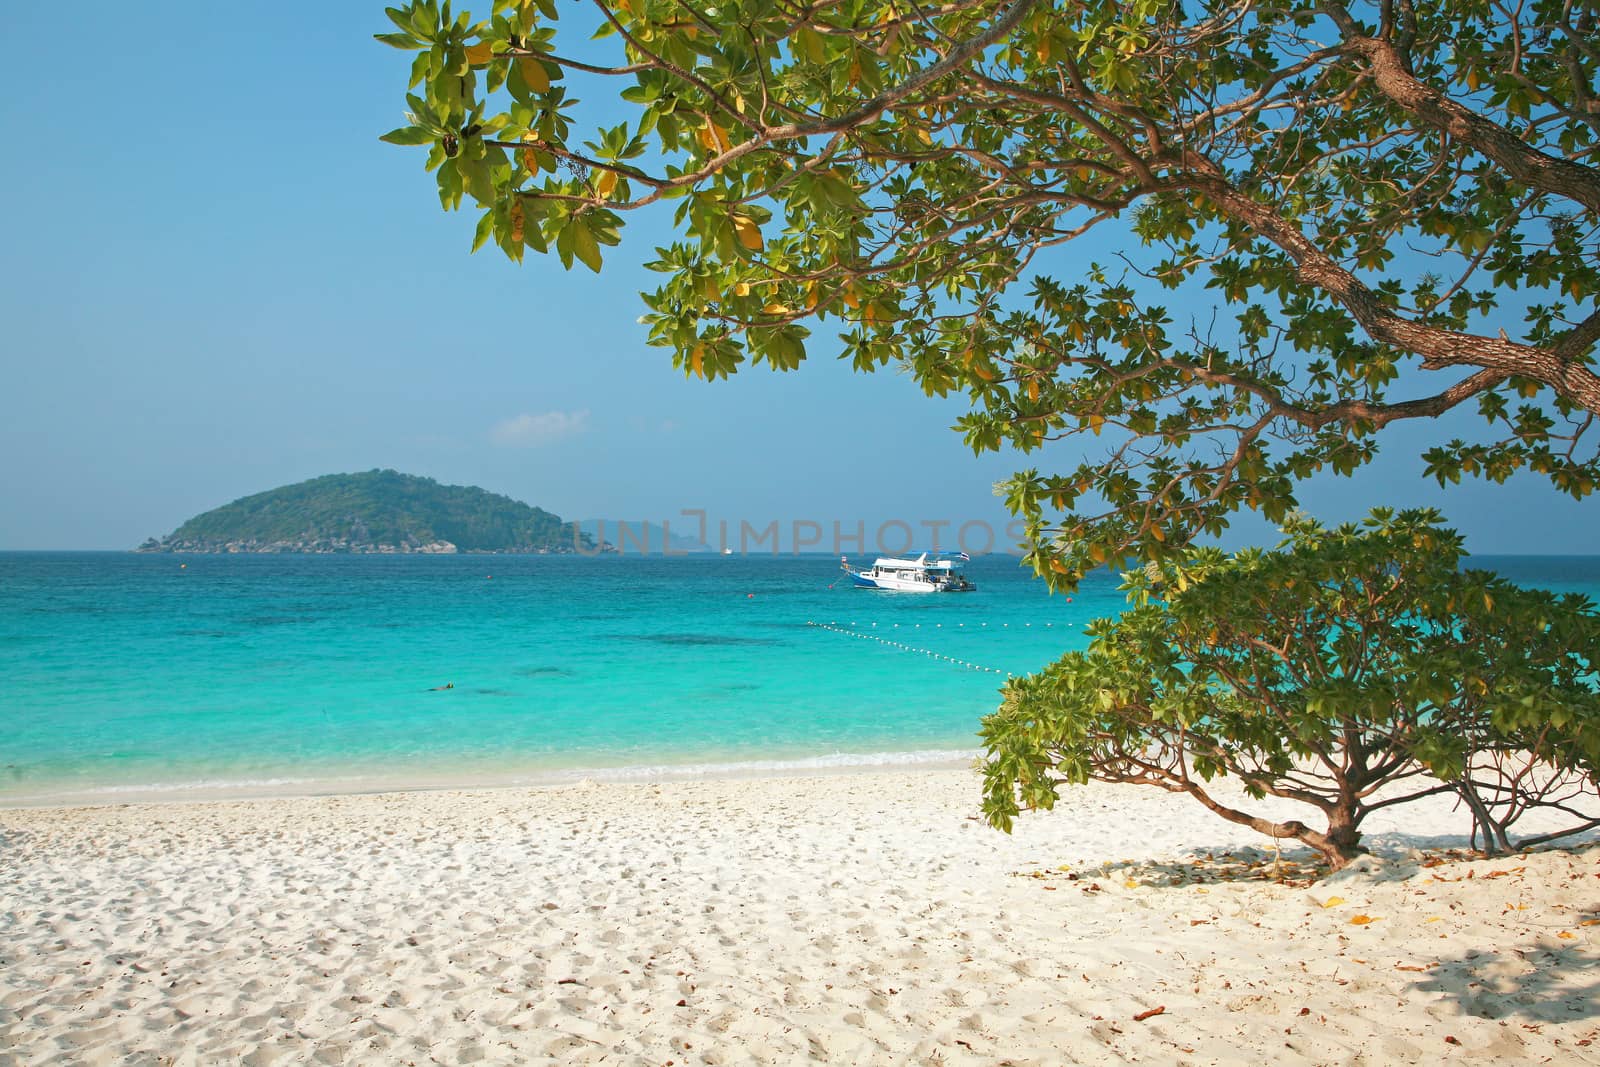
[3,552,1597,805]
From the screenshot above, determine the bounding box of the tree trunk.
[1170,779,1368,870]
[1456,778,1514,855]
[1307,806,1367,871]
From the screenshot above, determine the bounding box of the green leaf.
[385,6,418,33]
[379,125,435,146]
[374,32,424,50]
[471,209,494,253]
[571,217,602,272]
[459,156,495,205]
[553,215,574,268]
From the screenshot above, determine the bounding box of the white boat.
[841,552,976,593]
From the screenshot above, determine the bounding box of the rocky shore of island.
[135,536,605,555]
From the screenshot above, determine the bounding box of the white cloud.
[490,410,590,446]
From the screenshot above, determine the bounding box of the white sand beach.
[2,768,1597,1065]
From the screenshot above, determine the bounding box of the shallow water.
[2,551,1595,804]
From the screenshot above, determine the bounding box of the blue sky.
[0,1,1590,552]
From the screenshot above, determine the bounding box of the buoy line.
[805,621,1013,677]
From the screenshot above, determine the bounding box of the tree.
[378,0,1599,583]
[977,509,1600,870]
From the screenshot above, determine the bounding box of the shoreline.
[0,747,980,811]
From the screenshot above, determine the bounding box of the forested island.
[136,470,595,554]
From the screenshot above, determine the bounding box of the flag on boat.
[956,551,971,561]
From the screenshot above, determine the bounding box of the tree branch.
[1322,0,1600,215]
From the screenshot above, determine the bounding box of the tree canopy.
[978,509,1600,869]
[378,0,1599,582]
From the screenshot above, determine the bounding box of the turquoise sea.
[3,552,1598,806]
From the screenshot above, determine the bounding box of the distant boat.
[840,552,975,593]
[722,547,733,555]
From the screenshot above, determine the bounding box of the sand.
[2,768,1597,1065]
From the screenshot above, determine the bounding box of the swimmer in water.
[428,682,455,691]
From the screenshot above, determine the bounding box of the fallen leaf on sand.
[1558,931,1576,939]
[1425,917,1443,923]
[1133,1006,1165,1022]
[1321,896,1346,908]
[1349,915,1379,926]
[1581,918,1600,927]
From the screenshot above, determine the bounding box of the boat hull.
[847,570,974,592]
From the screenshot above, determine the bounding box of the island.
[135,470,598,554]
